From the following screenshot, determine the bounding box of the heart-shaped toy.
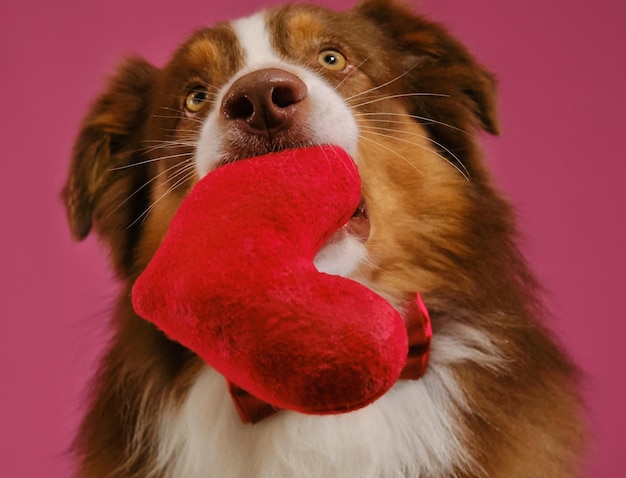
[132,146,408,415]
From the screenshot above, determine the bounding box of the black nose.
[221,68,308,138]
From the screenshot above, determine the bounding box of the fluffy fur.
[63,1,586,476]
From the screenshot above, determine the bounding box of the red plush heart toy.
[132,146,429,421]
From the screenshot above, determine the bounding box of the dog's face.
[64,0,501,311]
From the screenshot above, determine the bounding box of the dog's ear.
[63,57,157,274]
[355,0,499,136]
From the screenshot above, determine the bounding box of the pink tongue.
[132,145,408,414]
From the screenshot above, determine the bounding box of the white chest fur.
[151,322,500,478]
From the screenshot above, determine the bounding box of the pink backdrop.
[1,0,624,476]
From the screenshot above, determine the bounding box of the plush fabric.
[228,293,432,424]
[132,146,408,415]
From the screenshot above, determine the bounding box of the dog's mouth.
[347,197,370,241]
[217,133,313,169]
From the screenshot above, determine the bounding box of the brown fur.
[64,1,585,476]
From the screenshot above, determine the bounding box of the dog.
[63,0,586,476]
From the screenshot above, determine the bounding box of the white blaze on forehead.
[231,12,281,68]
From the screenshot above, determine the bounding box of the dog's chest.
[153,361,468,478]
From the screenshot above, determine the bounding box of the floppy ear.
[355,0,499,135]
[63,57,157,274]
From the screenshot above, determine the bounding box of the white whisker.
[127,166,197,229]
[152,114,204,124]
[335,49,380,90]
[140,139,197,145]
[359,124,469,179]
[353,112,470,136]
[109,151,193,171]
[137,142,195,154]
[108,159,193,220]
[360,127,469,181]
[162,129,204,136]
[350,92,449,110]
[358,135,425,176]
[343,61,423,103]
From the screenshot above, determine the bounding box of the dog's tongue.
[132,145,408,415]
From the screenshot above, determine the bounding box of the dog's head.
[64,0,509,312]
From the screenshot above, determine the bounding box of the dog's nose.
[221,68,308,137]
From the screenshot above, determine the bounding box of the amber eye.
[185,86,209,113]
[318,49,347,71]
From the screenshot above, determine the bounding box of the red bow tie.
[228,294,432,424]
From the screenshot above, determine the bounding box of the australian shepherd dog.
[63,0,586,476]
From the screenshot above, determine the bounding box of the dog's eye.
[318,49,347,71]
[185,87,209,113]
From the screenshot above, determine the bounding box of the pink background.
[1,0,624,476]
